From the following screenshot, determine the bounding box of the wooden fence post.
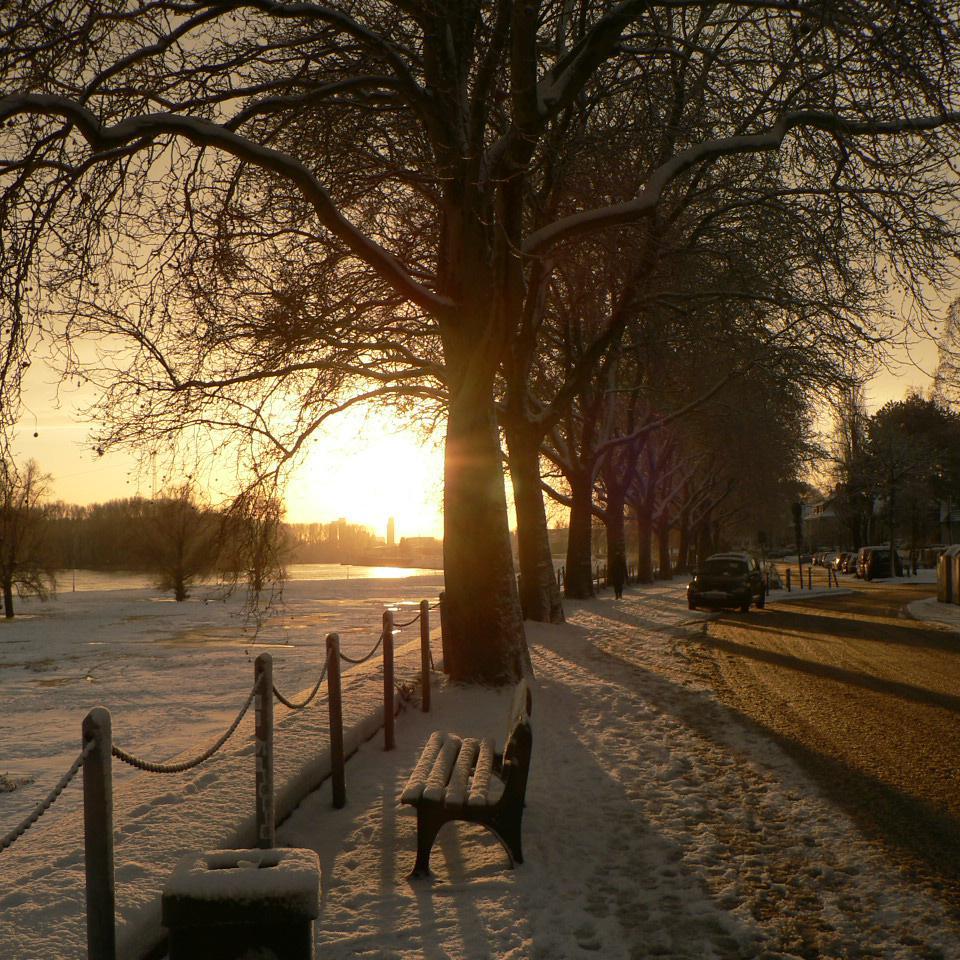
[254,653,275,849]
[383,609,395,751]
[326,633,346,809]
[419,599,431,713]
[807,566,812,590]
[786,568,791,592]
[83,707,116,960]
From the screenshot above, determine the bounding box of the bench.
[400,678,533,877]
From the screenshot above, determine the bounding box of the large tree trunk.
[505,423,564,623]
[635,499,654,582]
[442,389,528,684]
[564,471,596,598]
[604,490,627,594]
[656,514,673,580]
[676,499,691,574]
[2,576,13,618]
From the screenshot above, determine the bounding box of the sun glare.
[285,409,444,540]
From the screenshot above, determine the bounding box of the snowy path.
[279,583,960,959]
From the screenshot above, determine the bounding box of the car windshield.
[702,558,748,576]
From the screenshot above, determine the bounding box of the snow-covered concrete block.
[162,847,319,960]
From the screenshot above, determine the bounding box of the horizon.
[14,369,446,540]
[13,335,943,544]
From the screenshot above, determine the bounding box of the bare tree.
[3,3,960,680]
[218,490,291,603]
[145,483,218,602]
[0,459,55,618]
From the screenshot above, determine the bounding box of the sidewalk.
[277,583,960,959]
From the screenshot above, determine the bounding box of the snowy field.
[0,567,444,959]
[0,566,442,823]
[5,574,960,958]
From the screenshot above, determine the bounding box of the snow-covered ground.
[0,571,443,958]
[0,570,443,823]
[278,582,960,960]
[4,576,960,958]
[907,594,960,632]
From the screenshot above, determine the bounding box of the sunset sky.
[10,323,945,540]
[14,366,446,539]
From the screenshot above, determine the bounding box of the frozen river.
[0,567,444,826]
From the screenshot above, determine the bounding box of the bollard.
[786,568,791,592]
[419,599,431,713]
[383,609,395,751]
[254,653,275,849]
[807,566,812,590]
[438,591,450,675]
[83,707,116,960]
[326,634,346,809]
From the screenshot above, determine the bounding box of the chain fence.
[111,681,259,774]
[1,592,441,861]
[273,657,329,711]
[393,612,422,628]
[337,631,384,665]
[0,740,95,854]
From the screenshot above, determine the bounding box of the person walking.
[611,552,628,599]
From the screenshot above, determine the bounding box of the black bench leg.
[492,813,524,866]
[410,806,445,878]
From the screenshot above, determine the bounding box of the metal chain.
[338,631,384,665]
[273,656,329,711]
[112,682,258,774]
[0,741,94,854]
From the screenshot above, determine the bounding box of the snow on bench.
[400,679,532,877]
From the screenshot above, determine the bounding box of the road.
[696,577,960,909]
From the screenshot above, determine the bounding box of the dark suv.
[687,553,766,612]
[856,546,903,581]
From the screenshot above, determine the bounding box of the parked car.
[687,552,766,612]
[832,551,850,571]
[856,545,904,581]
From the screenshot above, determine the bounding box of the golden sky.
[14,369,445,539]
[11,316,947,539]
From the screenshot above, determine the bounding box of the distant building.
[387,516,396,548]
[399,536,443,566]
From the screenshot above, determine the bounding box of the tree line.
[3,3,960,680]
[0,464,381,617]
[826,390,960,557]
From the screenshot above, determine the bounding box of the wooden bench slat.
[443,738,480,808]
[466,738,495,808]
[399,731,446,804]
[421,735,461,803]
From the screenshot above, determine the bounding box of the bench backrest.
[501,678,533,805]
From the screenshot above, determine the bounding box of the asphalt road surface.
[697,577,960,911]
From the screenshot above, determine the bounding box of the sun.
[285,408,444,539]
